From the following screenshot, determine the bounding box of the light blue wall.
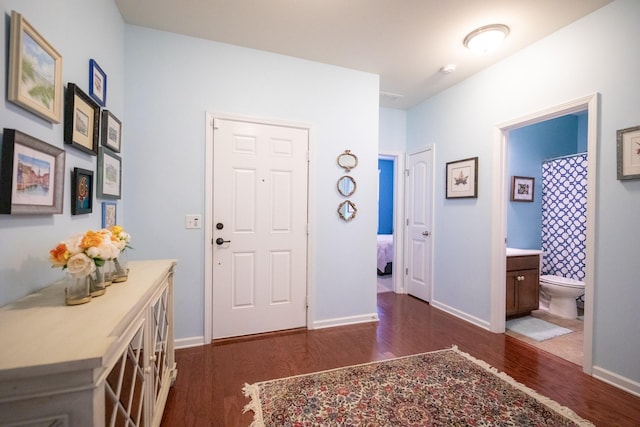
[123,26,380,339]
[379,107,407,152]
[407,0,640,384]
[507,115,579,249]
[0,1,125,305]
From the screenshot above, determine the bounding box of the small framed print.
[101,110,122,152]
[0,129,65,214]
[71,167,93,215]
[89,59,107,107]
[64,83,100,155]
[446,157,478,199]
[97,147,122,199]
[101,201,117,228]
[616,125,640,180]
[7,11,63,123]
[510,176,535,202]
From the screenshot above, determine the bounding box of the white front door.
[405,148,433,302]
[212,118,309,339]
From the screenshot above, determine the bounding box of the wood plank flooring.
[161,293,640,426]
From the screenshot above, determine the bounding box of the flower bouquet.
[107,225,132,282]
[50,229,121,304]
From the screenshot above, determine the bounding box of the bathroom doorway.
[490,94,598,374]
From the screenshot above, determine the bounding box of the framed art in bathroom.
[510,176,535,202]
[446,157,478,199]
[616,125,640,180]
[7,11,63,123]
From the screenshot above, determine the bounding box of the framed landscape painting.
[64,83,100,155]
[97,147,122,199]
[7,11,63,123]
[0,129,65,214]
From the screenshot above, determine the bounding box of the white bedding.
[377,234,394,271]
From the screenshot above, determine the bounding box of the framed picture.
[89,59,107,107]
[97,147,122,199]
[71,167,93,215]
[64,83,100,155]
[101,110,122,152]
[101,201,117,228]
[0,129,65,214]
[446,157,478,199]
[616,125,640,180]
[510,176,535,202]
[7,11,63,123]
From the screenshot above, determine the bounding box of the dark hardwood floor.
[161,293,640,426]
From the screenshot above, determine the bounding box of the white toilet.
[539,275,585,319]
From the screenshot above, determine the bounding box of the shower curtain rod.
[542,151,587,163]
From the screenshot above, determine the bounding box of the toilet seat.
[540,274,584,289]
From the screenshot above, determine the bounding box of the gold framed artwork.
[7,11,63,123]
[616,125,640,180]
[64,83,100,155]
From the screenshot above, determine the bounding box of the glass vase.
[64,273,91,306]
[112,251,129,283]
[89,265,107,297]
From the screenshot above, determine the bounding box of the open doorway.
[377,152,405,295]
[490,93,598,374]
[504,113,588,366]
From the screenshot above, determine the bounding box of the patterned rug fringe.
[243,345,595,427]
[242,382,265,427]
[450,345,595,427]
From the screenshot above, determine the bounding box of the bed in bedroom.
[377,234,393,275]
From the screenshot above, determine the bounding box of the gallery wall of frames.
[1,10,123,228]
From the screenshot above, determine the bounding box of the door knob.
[422,230,430,236]
[215,237,230,245]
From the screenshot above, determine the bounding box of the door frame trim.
[378,151,405,294]
[490,93,598,374]
[204,111,313,343]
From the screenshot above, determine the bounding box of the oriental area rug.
[243,346,594,426]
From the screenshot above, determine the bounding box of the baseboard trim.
[430,300,491,331]
[175,336,206,349]
[312,313,379,330]
[592,365,640,397]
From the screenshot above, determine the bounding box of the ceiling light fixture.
[463,24,510,54]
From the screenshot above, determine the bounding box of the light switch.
[185,214,202,229]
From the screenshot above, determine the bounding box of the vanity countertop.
[506,248,544,257]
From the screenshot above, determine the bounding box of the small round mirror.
[337,200,357,221]
[337,150,358,172]
[337,175,356,197]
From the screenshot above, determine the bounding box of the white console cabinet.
[0,260,177,427]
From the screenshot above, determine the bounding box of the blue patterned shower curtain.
[541,153,587,280]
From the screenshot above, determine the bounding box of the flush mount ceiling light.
[463,24,510,54]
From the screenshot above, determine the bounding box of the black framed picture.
[97,147,122,199]
[101,110,122,152]
[446,157,478,199]
[616,125,640,180]
[71,167,93,215]
[0,129,65,214]
[64,83,100,155]
[89,59,107,107]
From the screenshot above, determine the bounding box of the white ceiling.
[114,0,612,110]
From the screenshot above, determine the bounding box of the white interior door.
[405,148,433,302]
[212,118,308,339]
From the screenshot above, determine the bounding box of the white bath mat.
[506,316,572,342]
